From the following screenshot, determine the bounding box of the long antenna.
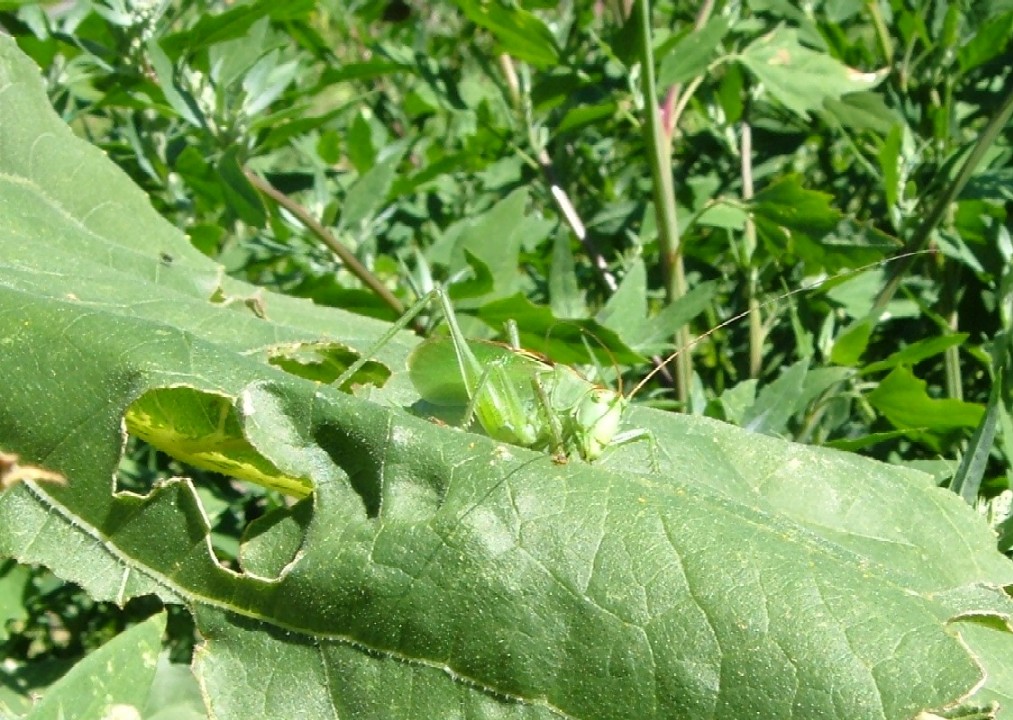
[626,250,938,401]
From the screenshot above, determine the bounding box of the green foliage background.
[1,1,1012,718]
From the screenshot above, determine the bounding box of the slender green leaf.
[0,561,31,643]
[822,91,898,134]
[143,656,207,720]
[549,233,585,318]
[339,144,407,231]
[159,0,315,58]
[831,316,874,366]
[862,333,969,375]
[598,260,648,345]
[824,429,913,451]
[217,147,267,227]
[958,11,1013,71]
[627,281,718,354]
[146,40,205,128]
[950,373,1003,504]
[477,293,644,365]
[451,0,560,67]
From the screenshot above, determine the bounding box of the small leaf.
[598,260,648,344]
[958,11,1013,72]
[627,281,718,355]
[556,101,618,134]
[656,16,731,87]
[242,54,300,117]
[824,429,912,452]
[143,655,207,720]
[449,249,496,299]
[830,316,874,366]
[751,175,841,241]
[868,366,985,433]
[476,294,644,365]
[738,27,886,120]
[695,200,749,230]
[146,40,205,128]
[208,16,280,91]
[822,91,898,134]
[452,188,546,297]
[717,378,758,425]
[339,144,406,231]
[742,358,810,435]
[0,561,31,642]
[879,123,904,210]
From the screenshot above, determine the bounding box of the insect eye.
[592,389,618,404]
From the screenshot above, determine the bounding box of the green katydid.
[337,285,651,464]
[408,289,651,463]
[335,251,934,466]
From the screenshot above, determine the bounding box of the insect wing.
[407,337,550,408]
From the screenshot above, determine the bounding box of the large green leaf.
[2,36,1013,720]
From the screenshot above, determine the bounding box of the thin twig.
[872,85,1013,312]
[497,53,619,293]
[667,74,705,138]
[243,168,416,328]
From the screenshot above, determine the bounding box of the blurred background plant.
[1,0,1011,709]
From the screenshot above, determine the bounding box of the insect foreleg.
[336,288,439,389]
[607,428,660,472]
[529,372,568,461]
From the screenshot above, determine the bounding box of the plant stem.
[243,168,415,328]
[866,0,893,64]
[873,85,1013,313]
[740,121,763,378]
[637,0,691,406]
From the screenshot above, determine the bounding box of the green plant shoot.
[336,286,654,464]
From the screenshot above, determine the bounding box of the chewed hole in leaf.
[120,387,313,572]
[265,341,390,391]
[123,387,312,499]
[238,497,314,578]
[116,435,265,569]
